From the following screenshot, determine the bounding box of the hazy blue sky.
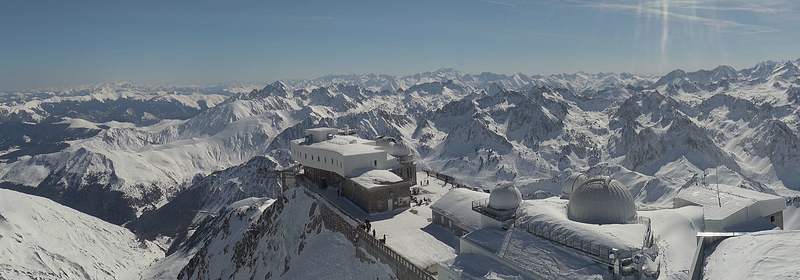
[1,0,799,91]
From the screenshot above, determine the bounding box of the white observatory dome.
[342,124,350,131]
[376,136,392,147]
[562,173,588,199]
[488,184,522,210]
[391,142,411,157]
[568,177,636,224]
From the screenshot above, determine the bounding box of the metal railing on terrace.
[513,215,653,268]
[397,155,414,164]
[471,198,517,221]
[297,176,435,280]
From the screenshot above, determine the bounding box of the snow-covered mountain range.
[2,58,800,279]
[2,59,800,228]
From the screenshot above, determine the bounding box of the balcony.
[471,198,517,221]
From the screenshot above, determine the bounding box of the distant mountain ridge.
[1,58,799,228]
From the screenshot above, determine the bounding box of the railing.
[397,155,414,164]
[297,176,435,280]
[356,230,436,280]
[420,168,481,191]
[513,219,640,267]
[471,198,517,221]
[523,191,559,200]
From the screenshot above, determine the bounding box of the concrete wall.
[436,263,461,280]
[432,210,470,237]
[291,140,394,177]
[340,175,411,213]
[391,162,417,184]
[357,231,435,280]
[300,184,432,280]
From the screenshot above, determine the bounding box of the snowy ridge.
[178,188,395,280]
[0,189,163,280]
[2,59,800,228]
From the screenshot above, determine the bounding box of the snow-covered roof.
[517,198,646,251]
[430,188,489,232]
[462,228,607,279]
[675,185,784,223]
[349,169,403,189]
[440,254,536,280]
[294,135,386,156]
[305,127,338,133]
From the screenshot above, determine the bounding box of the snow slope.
[0,189,163,280]
[2,59,799,228]
[178,187,396,280]
[139,197,275,280]
[703,230,800,280]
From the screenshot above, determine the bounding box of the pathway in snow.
[308,171,460,271]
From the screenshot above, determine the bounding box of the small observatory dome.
[488,183,522,210]
[376,136,392,147]
[342,124,350,131]
[562,173,588,199]
[391,142,411,157]
[568,177,636,224]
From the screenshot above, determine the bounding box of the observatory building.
[437,178,652,280]
[674,184,785,232]
[561,172,587,199]
[430,188,489,237]
[472,183,523,229]
[290,127,416,213]
[568,176,637,224]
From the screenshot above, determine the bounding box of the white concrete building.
[290,127,416,213]
[674,185,785,232]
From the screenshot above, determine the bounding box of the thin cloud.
[477,0,517,7]
[555,0,784,34]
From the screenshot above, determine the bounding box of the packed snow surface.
[0,189,163,280]
[704,230,800,280]
[463,228,607,279]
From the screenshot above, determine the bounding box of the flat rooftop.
[293,135,386,156]
[675,185,784,221]
[430,188,489,232]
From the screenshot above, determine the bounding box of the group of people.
[359,218,386,243]
[411,196,430,206]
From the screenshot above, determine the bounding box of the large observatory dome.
[568,177,636,224]
[488,184,522,210]
[561,173,588,199]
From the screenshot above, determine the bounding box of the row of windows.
[292,148,344,168]
[292,148,383,169]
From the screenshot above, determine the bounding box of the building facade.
[291,127,416,213]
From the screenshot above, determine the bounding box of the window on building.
[305,154,307,159]
[374,160,377,166]
[318,156,320,162]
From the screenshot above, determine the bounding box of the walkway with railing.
[513,216,652,269]
[296,176,435,280]
[420,168,479,191]
[471,198,516,221]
